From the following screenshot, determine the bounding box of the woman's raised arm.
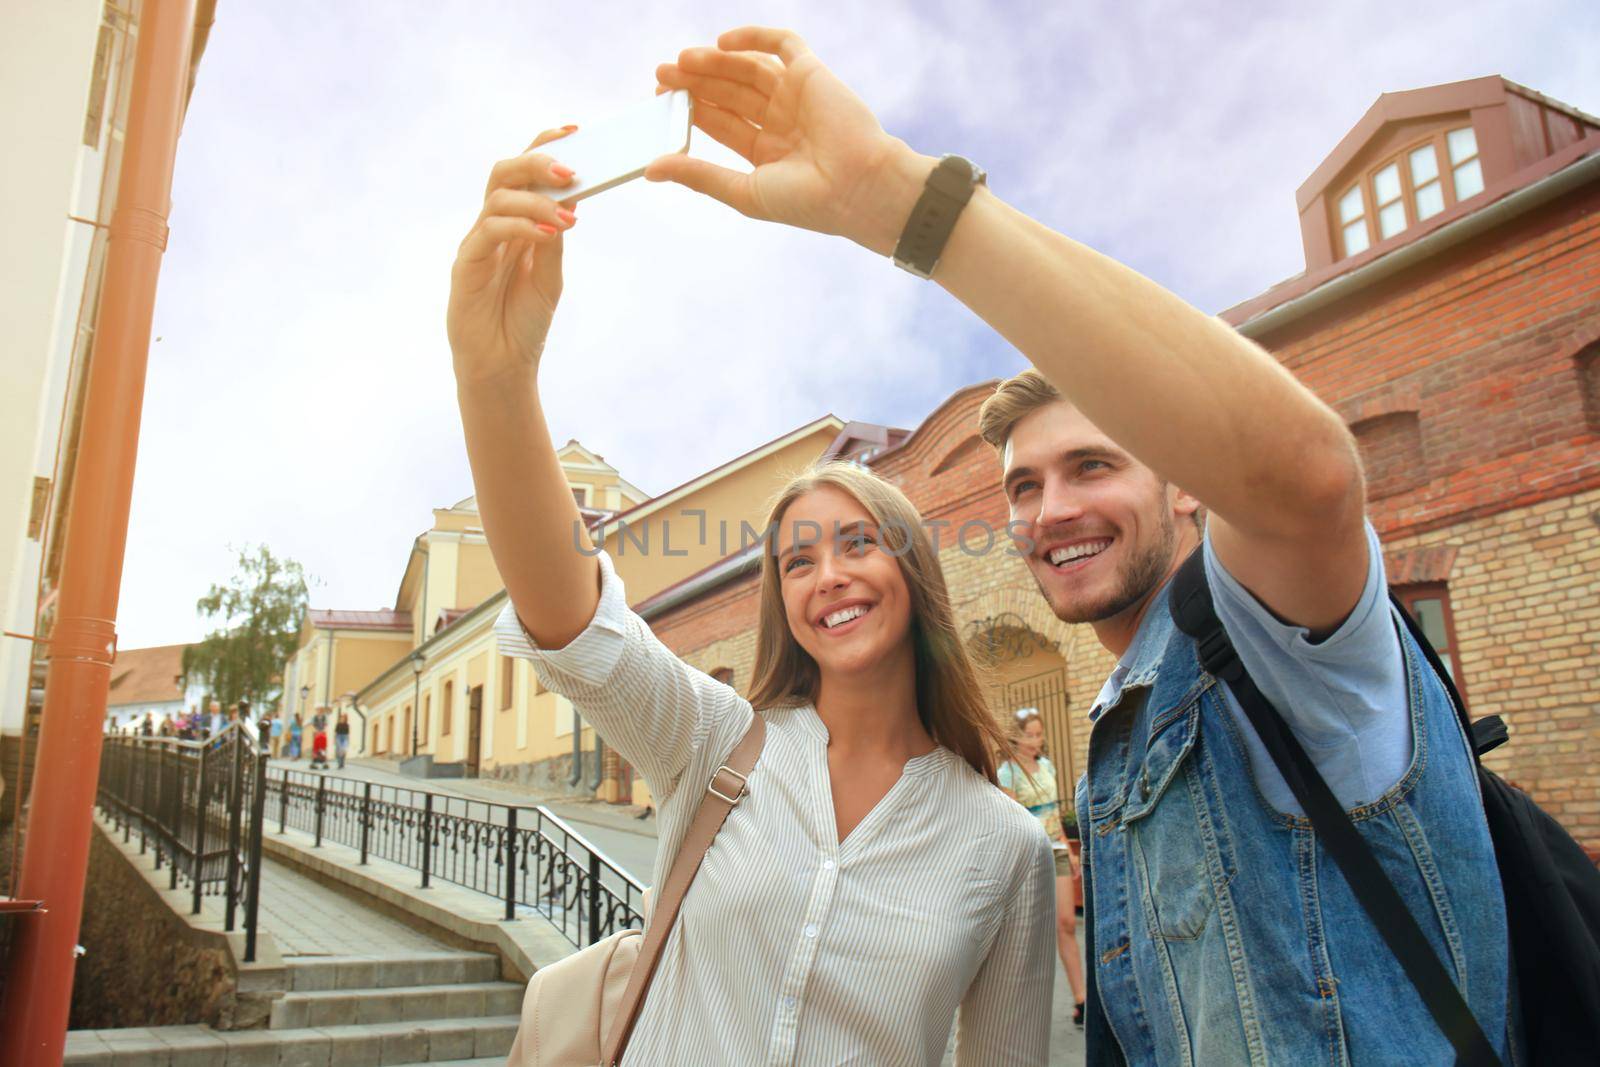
[447,127,597,649]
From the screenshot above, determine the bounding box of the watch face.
[934,155,985,195]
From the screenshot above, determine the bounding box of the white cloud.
[119,0,1599,646]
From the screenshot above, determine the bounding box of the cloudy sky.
[120,0,1600,647]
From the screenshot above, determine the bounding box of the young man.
[976,370,1513,1063]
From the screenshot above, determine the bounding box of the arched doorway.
[966,614,1077,810]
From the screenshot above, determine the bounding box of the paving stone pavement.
[255,860,443,957]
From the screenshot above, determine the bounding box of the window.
[1335,124,1485,260]
[1409,143,1444,221]
[500,656,515,711]
[1338,184,1369,256]
[402,704,412,755]
[422,693,431,742]
[441,680,453,735]
[1374,162,1405,239]
[386,716,394,754]
[571,487,588,506]
[1448,126,1483,201]
[1577,340,1600,432]
[1394,583,1468,706]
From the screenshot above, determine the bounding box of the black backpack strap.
[1169,548,1502,1067]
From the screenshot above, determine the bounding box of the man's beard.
[1035,508,1178,625]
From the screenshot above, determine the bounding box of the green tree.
[183,545,310,711]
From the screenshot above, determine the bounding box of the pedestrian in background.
[270,710,285,757]
[998,708,1087,1026]
[287,714,303,759]
[334,712,350,770]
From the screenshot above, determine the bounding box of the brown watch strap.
[600,713,767,1065]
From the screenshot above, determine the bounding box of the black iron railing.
[264,768,645,949]
[96,724,269,962]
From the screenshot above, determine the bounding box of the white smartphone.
[543,90,693,205]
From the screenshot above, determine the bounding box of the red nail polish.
[550,163,575,180]
[556,209,577,226]
[536,223,558,235]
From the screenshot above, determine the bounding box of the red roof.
[107,644,189,707]
[307,608,411,632]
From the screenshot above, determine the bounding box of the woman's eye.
[847,533,875,553]
[784,556,811,574]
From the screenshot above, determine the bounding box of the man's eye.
[1081,460,1107,473]
[1011,480,1039,499]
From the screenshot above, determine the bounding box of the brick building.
[625,76,1600,845]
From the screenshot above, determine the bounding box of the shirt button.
[803,924,818,939]
[782,995,797,1009]
[821,859,836,871]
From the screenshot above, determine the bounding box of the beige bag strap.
[599,713,767,1065]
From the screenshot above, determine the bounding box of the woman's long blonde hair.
[745,461,1014,783]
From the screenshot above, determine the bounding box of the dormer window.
[1335,124,1488,260]
[1283,79,1599,279]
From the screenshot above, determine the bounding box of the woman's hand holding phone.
[647,26,936,257]
[447,127,579,390]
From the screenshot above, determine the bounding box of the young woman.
[998,709,1086,1025]
[450,161,1054,1067]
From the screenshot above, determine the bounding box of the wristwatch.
[892,154,986,279]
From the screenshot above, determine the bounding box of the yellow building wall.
[331,634,411,702]
[604,429,835,601]
[455,542,503,611]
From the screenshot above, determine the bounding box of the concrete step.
[270,981,525,1029]
[284,951,499,991]
[64,1016,519,1066]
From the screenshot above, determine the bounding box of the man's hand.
[647,26,934,256]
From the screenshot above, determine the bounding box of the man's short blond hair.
[977,370,1061,454]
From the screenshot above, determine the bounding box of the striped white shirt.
[495,550,1055,1065]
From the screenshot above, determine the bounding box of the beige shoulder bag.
[506,714,766,1067]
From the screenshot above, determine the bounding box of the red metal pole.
[0,2,198,1062]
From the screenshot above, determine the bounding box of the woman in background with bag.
[448,97,1054,1067]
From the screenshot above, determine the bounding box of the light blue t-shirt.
[1091,522,1411,815]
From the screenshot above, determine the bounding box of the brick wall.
[1385,488,1600,839]
[1263,182,1600,537]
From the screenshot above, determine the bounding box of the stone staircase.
[65,949,524,1066]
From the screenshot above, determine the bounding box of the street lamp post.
[409,653,424,756]
[299,684,309,716]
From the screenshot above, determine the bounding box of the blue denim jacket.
[1077,581,1516,1066]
